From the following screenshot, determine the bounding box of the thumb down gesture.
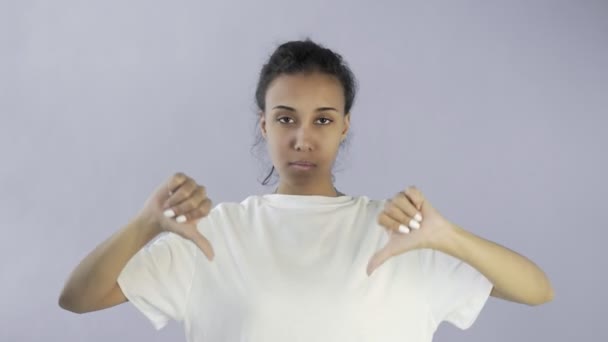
[138,172,215,261]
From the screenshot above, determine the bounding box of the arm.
[58,216,162,313]
[435,223,554,306]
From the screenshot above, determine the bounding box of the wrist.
[427,221,461,251]
[131,213,163,237]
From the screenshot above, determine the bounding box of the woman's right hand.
[136,172,215,261]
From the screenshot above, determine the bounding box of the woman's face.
[260,72,350,189]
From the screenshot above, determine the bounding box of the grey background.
[1,0,606,341]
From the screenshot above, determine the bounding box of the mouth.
[289,161,317,169]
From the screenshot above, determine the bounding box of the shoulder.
[351,195,387,216]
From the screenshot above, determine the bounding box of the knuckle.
[204,197,212,207]
[181,177,191,188]
[187,207,199,217]
[169,172,189,192]
[194,186,206,198]
[171,202,188,215]
[387,205,399,216]
[186,179,198,191]
[183,199,197,211]
[394,210,408,221]
[399,203,412,217]
[194,206,207,217]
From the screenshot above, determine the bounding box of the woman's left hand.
[367,186,453,276]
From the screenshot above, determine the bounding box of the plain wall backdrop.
[1,0,606,341]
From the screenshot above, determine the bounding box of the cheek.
[266,135,287,157]
[328,144,341,158]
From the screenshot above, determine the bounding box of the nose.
[294,126,314,152]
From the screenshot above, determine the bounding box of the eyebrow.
[272,105,338,112]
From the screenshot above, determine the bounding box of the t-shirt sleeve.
[418,248,493,330]
[117,231,199,330]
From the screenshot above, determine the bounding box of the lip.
[289,161,316,167]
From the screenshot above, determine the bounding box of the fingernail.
[398,224,411,234]
[163,209,175,218]
[176,215,187,223]
[414,212,423,222]
[409,219,420,230]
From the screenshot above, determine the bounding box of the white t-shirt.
[117,194,493,342]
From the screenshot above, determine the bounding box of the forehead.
[265,72,345,109]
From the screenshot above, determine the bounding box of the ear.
[259,111,267,139]
[341,113,350,141]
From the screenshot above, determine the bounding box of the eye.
[316,117,333,125]
[277,116,294,124]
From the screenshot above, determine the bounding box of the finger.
[164,180,200,211]
[165,179,197,209]
[394,193,422,222]
[165,213,215,261]
[383,199,421,232]
[367,245,394,276]
[378,212,411,234]
[403,186,425,212]
[174,198,212,224]
[167,187,208,220]
[182,227,215,261]
[166,172,189,196]
[392,196,423,230]
[385,199,415,230]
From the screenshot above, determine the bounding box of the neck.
[273,182,343,197]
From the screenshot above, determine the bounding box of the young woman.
[59,39,554,342]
